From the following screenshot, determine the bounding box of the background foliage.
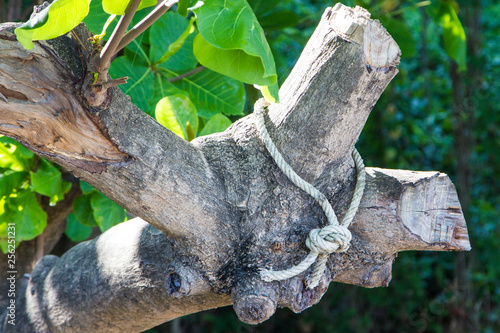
[1,0,498,332]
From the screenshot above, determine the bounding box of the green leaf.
[193,0,278,98]
[109,55,155,115]
[431,1,467,71]
[177,0,197,17]
[149,12,198,72]
[30,159,70,203]
[0,171,27,198]
[73,195,97,227]
[164,68,246,119]
[0,139,33,172]
[199,114,233,136]
[84,0,118,35]
[260,84,278,104]
[102,0,156,15]
[8,190,47,241]
[0,137,34,160]
[80,181,96,194]
[15,0,91,49]
[90,192,126,232]
[65,213,93,242]
[84,0,152,40]
[193,34,275,86]
[155,94,198,139]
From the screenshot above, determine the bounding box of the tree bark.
[0,4,470,332]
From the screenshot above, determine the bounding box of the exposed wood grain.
[0,24,128,173]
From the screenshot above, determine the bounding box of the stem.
[168,66,206,83]
[98,0,142,70]
[115,0,178,54]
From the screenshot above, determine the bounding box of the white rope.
[255,100,366,289]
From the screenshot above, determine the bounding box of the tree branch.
[0,4,470,331]
[5,170,468,332]
[168,66,206,82]
[97,0,143,71]
[115,0,178,54]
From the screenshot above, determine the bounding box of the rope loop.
[306,224,352,254]
[254,99,366,289]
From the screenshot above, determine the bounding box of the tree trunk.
[0,4,470,332]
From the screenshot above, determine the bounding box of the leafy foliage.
[15,0,91,49]
[429,1,467,71]
[156,94,198,141]
[102,0,156,15]
[106,9,248,133]
[193,0,278,88]
[0,137,68,253]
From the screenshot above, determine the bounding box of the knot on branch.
[306,224,352,254]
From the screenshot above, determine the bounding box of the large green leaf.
[0,144,26,172]
[102,0,157,15]
[199,114,233,136]
[30,159,71,203]
[0,171,27,198]
[0,137,34,159]
[149,12,197,72]
[15,0,91,50]
[90,192,127,231]
[177,0,198,17]
[109,55,155,115]
[84,0,152,40]
[80,181,96,195]
[73,195,97,227]
[193,0,278,99]
[83,0,119,37]
[65,213,93,242]
[0,137,33,172]
[430,1,467,71]
[162,68,245,119]
[8,190,47,241]
[155,94,198,140]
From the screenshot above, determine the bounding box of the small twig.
[98,0,142,70]
[168,66,206,83]
[104,77,129,88]
[115,0,178,54]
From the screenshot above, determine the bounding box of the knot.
[306,225,352,254]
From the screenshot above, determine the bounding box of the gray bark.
[0,4,470,332]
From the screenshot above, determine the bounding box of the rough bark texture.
[0,4,470,332]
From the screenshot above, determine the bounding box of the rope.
[255,100,366,289]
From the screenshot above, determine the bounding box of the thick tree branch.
[5,170,468,332]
